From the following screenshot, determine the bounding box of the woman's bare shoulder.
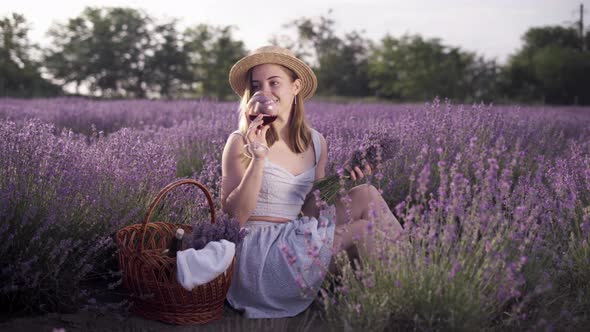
[222,132,247,168]
[224,131,246,150]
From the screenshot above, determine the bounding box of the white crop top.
[231,129,321,220]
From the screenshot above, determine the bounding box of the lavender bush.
[0,97,588,330]
[0,99,234,313]
[0,119,178,312]
[313,100,590,331]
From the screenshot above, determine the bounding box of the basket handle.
[138,179,216,253]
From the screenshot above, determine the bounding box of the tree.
[322,31,372,96]
[44,8,244,99]
[531,46,590,104]
[145,20,191,98]
[281,12,372,97]
[43,16,92,95]
[366,36,401,99]
[521,26,582,53]
[368,35,482,102]
[44,7,153,97]
[503,25,590,104]
[0,13,60,97]
[464,56,500,103]
[183,24,246,100]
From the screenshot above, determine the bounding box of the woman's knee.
[349,184,380,200]
[348,184,381,216]
[365,184,382,200]
[335,184,383,226]
[346,184,369,208]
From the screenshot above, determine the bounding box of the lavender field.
[1,97,589,331]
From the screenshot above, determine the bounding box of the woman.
[221,46,402,318]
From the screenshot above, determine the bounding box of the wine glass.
[248,91,279,126]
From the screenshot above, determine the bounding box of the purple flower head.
[192,211,245,250]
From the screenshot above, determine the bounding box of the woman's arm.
[220,133,266,227]
[301,133,328,218]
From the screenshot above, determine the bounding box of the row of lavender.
[316,102,590,330]
[1,98,589,330]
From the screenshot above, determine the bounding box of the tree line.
[1,7,589,104]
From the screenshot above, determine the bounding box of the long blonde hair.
[237,65,312,154]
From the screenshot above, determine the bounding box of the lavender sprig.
[313,140,385,205]
[192,211,246,250]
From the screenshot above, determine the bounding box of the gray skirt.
[226,215,336,318]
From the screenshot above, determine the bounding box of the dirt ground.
[0,302,329,332]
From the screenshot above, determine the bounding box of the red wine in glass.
[248,114,278,125]
[248,92,278,126]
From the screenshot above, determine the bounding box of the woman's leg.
[329,219,372,273]
[330,184,403,271]
[334,184,403,232]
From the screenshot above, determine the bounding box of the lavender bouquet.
[313,136,394,205]
[192,211,246,250]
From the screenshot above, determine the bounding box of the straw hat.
[228,45,317,100]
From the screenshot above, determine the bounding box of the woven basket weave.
[116,179,235,325]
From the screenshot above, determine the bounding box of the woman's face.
[250,64,301,120]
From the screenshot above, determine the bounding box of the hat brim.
[229,52,317,100]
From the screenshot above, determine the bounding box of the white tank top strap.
[230,130,246,144]
[231,130,244,137]
[310,128,321,165]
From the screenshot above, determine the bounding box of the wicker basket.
[116,179,235,325]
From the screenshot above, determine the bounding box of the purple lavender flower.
[191,211,245,250]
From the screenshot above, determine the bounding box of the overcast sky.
[2,0,587,63]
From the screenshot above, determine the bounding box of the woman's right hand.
[245,113,270,160]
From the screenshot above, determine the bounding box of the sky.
[2,0,588,64]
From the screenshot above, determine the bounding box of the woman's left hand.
[346,163,372,181]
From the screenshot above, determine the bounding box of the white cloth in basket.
[176,239,235,291]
